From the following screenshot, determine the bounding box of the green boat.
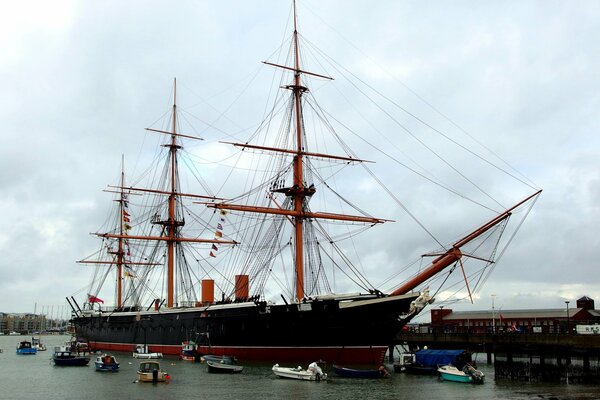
[438,365,484,384]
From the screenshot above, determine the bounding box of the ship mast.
[78,156,158,308]
[209,1,386,301]
[116,156,125,306]
[166,78,178,307]
[97,79,236,308]
[291,0,306,301]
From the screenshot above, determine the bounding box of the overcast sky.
[1,1,598,321]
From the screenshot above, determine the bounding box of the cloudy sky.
[1,1,598,321]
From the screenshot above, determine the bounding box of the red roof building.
[430,296,599,334]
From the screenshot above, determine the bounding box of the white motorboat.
[132,344,163,359]
[272,362,327,381]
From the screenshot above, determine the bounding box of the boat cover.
[415,349,465,367]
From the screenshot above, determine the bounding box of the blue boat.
[438,364,484,384]
[95,354,120,372]
[398,349,472,375]
[332,364,390,379]
[16,341,37,355]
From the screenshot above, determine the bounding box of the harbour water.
[1,335,598,400]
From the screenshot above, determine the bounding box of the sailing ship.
[70,1,541,364]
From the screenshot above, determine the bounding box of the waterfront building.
[0,313,44,335]
[430,296,599,334]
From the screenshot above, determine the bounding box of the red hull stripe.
[89,341,387,364]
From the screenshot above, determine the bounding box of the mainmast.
[209,1,386,301]
[291,0,306,301]
[166,78,178,307]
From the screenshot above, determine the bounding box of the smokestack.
[235,275,249,301]
[202,279,215,305]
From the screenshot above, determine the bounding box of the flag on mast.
[88,294,104,304]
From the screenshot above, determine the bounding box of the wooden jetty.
[392,332,600,383]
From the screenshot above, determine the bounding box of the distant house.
[430,296,599,334]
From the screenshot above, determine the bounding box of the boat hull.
[272,364,327,381]
[332,364,387,379]
[53,357,90,366]
[72,292,420,363]
[438,365,484,384]
[206,360,243,373]
[137,372,168,383]
[133,353,163,359]
[16,349,37,355]
[439,371,472,383]
[403,364,438,375]
[95,362,120,372]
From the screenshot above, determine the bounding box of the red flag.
[211,244,218,251]
[123,210,130,217]
[123,216,130,223]
[88,294,104,304]
[209,252,216,258]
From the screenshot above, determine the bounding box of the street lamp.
[565,301,570,334]
[491,294,496,334]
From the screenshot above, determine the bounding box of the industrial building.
[429,296,600,334]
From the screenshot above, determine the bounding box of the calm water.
[1,335,598,400]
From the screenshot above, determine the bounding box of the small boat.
[16,340,37,355]
[438,364,484,384]
[31,337,47,351]
[133,344,163,359]
[396,349,473,375]
[272,362,327,381]
[332,364,389,379]
[200,354,236,364]
[65,337,90,353]
[95,354,120,372]
[137,361,170,383]
[180,341,199,361]
[206,359,243,374]
[393,352,416,372]
[52,347,91,366]
[404,363,439,375]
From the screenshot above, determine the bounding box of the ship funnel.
[201,279,215,305]
[235,275,249,301]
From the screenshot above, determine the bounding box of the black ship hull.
[73,292,421,363]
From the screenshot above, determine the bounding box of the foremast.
[98,79,236,308]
